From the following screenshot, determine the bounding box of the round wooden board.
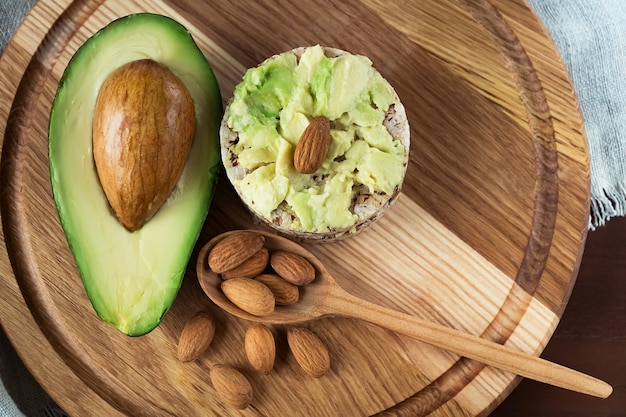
[0,0,591,416]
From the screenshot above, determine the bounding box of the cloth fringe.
[590,183,626,229]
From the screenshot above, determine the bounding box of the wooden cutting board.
[0,0,591,416]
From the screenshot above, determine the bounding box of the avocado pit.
[92,58,196,231]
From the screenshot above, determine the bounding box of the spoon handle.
[327,288,612,398]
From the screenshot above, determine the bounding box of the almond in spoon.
[255,273,299,305]
[208,231,266,274]
[270,250,316,285]
[221,277,275,316]
[221,248,269,279]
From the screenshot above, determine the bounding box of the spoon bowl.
[197,229,337,324]
[196,229,612,399]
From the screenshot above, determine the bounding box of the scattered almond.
[177,311,215,362]
[293,115,332,174]
[208,231,265,273]
[209,365,253,409]
[244,324,276,374]
[270,250,316,285]
[221,248,269,280]
[287,326,330,378]
[221,277,275,316]
[255,273,299,305]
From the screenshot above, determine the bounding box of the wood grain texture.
[492,217,626,416]
[0,0,591,416]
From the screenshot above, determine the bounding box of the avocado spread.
[226,45,407,233]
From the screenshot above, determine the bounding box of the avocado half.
[48,14,222,336]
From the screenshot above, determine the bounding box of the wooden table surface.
[491,216,626,416]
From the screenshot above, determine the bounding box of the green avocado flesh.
[226,45,406,233]
[48,14,222,336]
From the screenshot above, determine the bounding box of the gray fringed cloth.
[527,0,626,230]
[1,0,625,415]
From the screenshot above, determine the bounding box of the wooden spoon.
[196,230,612,398]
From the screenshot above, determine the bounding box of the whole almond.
[293,116,332,174]
[270,250,316,285]
[177,311,215,362]
[244,324,276,374]
[287,326,331,378]
[93,59,195,231]
[255,273,299,305]
[209,365,253,409]
[208,231,265,273]
[221,248,269,280]
[221,277,275,316]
